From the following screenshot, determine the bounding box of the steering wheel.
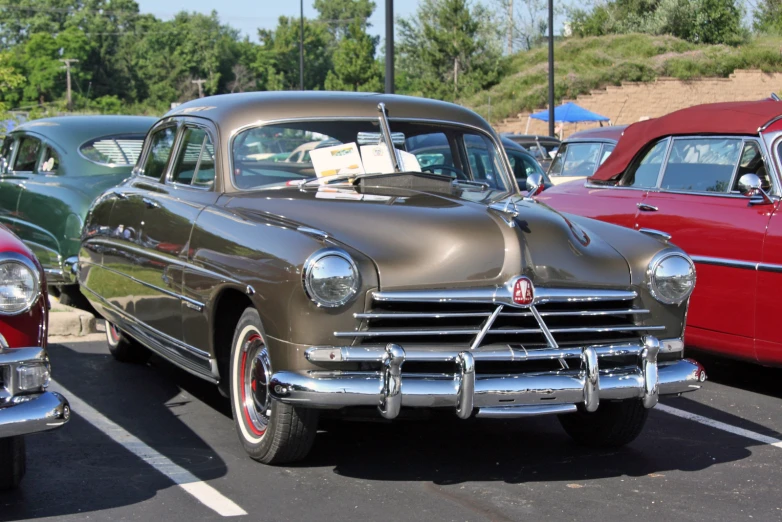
[421,164,470,181]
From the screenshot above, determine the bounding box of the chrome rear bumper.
[269,336,706,419]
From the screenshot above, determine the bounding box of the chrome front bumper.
[0,346,70,437]
[269,336,706,419]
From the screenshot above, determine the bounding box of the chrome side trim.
[297,226,329,240]
[690,255,782,273]
[354,308,649,319]
[639,228,671,243]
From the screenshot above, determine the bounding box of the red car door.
[635,137,773,361]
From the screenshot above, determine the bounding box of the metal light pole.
[547,0,555,137]
[385,0,394,94]
[300,0,304,90]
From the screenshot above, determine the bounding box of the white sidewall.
[231,323,266,444]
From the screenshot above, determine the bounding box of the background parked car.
[0,224,70,490]
[79,91,703,465]
[0,116,156,306]
[546,126,625,185]
[501,133,561,170]
[538,100,782,366]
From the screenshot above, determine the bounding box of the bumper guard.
[269,336,706,419]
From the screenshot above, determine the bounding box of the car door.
[15,141,71,280]
[135,121,220,346]
[102,124,178,321]
[635,137,772,359]
[754,132,782,364]
[0,135,22,230]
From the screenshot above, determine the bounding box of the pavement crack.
[422,482,516,522]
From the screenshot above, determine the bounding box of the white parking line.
[50,379,248,517]
[657,403,782,449]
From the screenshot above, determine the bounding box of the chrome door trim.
[639,228,671,242]
[690,255,782,273]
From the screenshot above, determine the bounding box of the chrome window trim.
[226,116,516,195]
[765,132,782,197]
[136,121,180,181]
[0,251,41,316]
[166,122,216,191]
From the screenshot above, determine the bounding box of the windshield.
[231,120,512,192]
[548,142,605,178]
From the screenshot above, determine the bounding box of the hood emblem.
[512,276,534,306]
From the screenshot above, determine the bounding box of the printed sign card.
[310,143,365,180]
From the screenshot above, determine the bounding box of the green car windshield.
[231,120,513,193]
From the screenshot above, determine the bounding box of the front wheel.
[0,436,26,490]
[559,400,648,448]
[230,308,318,464]
[105,320,149,364]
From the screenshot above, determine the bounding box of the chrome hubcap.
[241,334,271,435]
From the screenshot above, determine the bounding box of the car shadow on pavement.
[687,348,782,400]
[0,343,230,521]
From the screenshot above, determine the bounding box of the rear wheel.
[230,308,318,464]
[0,436,26,490]
[105,320,149,364]
[559,400,648,448]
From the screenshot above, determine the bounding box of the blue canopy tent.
[526,102,610,136]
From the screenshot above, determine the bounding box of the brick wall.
[495,69,782,138]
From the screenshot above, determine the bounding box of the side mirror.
[526,173,544,196]
[738,173,773,205]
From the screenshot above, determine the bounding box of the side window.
[13,137,41,172]
[141,126,177,179]
[661,138,742,193]
[464,134,503,188]
[38,147,59,173]
[600,144,615,165]
[621,139,669,188]
[0,137,16,174]
[170,127,215,188]
[735,141,770,192]
[548,144,568,175]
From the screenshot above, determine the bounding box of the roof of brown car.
[165,91,494,136]
[591,100,782,181]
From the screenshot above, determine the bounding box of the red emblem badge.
[513,277,534,306]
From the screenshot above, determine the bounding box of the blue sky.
[134,0,422,41]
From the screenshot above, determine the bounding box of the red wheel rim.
[240,332,269,437]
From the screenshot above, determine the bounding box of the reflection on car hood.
[225,185,630,289]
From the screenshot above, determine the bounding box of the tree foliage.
[398,0,504,101]
[570,0,748,46]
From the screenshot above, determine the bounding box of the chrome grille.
[337,287,663,349]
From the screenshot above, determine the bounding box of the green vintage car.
[0,116,156,304]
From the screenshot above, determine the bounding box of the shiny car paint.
[77,91,693,391]
[0,116,157,285]
[538,103,782,365]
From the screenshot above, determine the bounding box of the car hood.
[225,185,631,290]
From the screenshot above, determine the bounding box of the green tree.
[324,19,382,91]
[314,0,375,39]
[754,0,782,33]
[0,51,25,123]
[257,16,331,90]
[398,0,503,101]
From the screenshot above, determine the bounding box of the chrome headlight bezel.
[302,247,360,308]
[0,252,41,316]
[647,251,696,305]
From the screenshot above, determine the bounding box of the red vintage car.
[0,224,69,489]
[538,100,782,365]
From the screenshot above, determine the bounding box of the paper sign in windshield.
[360,144,395,174]
[310,143,365,179]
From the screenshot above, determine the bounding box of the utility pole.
[191,79,206,98]
[59,58,78,111]
[507,0,513,55]
[547,0,555,137]
[300,0,304,90]
[385,0,394,94]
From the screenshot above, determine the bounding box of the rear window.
[79,134,147,167]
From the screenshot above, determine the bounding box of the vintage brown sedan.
[78,92,705,464]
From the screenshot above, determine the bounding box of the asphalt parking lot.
[2,337,782,522]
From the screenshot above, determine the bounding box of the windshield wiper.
[452,179,489,191]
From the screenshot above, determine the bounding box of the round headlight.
[0,259,40,314]
[647,252,696,305]
[303,249,359,308]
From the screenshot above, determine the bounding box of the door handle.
[142,197,160,209]
[637,202,658,212]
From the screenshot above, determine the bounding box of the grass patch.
[462,33,782,123]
